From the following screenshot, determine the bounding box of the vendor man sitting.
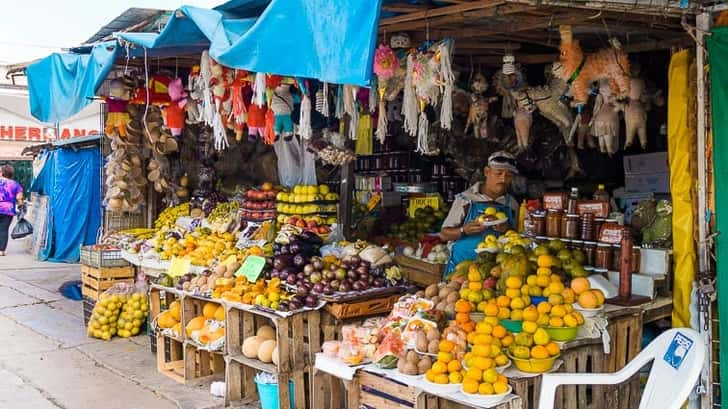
[440,151,519,275]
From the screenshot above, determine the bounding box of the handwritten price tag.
[235,255,266,282]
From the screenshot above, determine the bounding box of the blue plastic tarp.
[27,41,118,123]
[30,147,101,263]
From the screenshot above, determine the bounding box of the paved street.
[0,237,230,409]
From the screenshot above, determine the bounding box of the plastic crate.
[80,246,129,268]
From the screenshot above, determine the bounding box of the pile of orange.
[571,278,606,309]
[425,339,465,385]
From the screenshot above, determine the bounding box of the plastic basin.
[499,319,523,334]
[545,326,579,342]
[507,353,559,373]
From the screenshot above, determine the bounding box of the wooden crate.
[155,334,225,384]
[603,311,643,409]
[148,285,182,355]
[82,295,95,326]
[555,343,605,409]
[225,305,321,372]
[181,294,225,343]
[81,265,135,300]
[156,334,185,383]
[394,254,444,286]
[225,356,309,409]
[350,371,522,409]
[80,245,129,268]
[324,293,401,320]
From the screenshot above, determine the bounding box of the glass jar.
[531,212,546,236]
[595,243,613,270]
[580,213,595,241]
[564,214,580,239]
[570,239,584,251]
[583,241,597,266]
[546,210,562,237]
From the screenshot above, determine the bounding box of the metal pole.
[696,11,712,409]
[340,162,354,240]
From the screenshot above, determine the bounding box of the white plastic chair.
[538,328,705,409]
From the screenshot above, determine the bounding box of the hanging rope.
[439,41,455,131]
[403,53,418,136]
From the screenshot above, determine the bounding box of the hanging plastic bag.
[11,207,33,239]
[301,139,318,186]
[273,138,302,188]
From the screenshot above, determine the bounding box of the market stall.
[23,0,714,408]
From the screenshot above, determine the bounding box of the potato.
[416,331,428,352]
[397,357,406,372]
[446,292,459,304]
[438,287,452,298]
[406,350,419,364]
[427,339,439,354]
[415,290,425,298]
[403,362,418,376]
[435,301,447,311]
[425,284,439,298]
[430,296,440,305]
[444,304,455,317]
[417,356,432,374]
[426,328,440,342]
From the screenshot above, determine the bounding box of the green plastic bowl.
[499,319,523,334]
[545,326,579,342]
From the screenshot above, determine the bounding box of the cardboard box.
[623,152,669,174]
[624,172,670,193]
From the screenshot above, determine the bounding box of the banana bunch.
[118,228,157,238]
[208,201,239,224]
[154,202,190,229]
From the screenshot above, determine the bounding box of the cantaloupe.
[209,327,225,342]
[272,346,279,366]
[257,325,275,341]
[203,302,218,319]
[186,316,206,337]
[214,305,225,321]
[258,340,276,363]
[157,311,176,328]
[242,336,261,358]
[169,301,181,321]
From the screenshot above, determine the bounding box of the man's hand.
[463,220,487,236]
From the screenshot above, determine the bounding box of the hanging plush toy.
[270,83,295,141]
[164,78,187,137]
[492,55,525,119]
[104,78,133,137]
[591,79,621,156]
[623,76,649,149]
[465,72,496,139]
[558,25,631,106]
[230,70,252,141]
[373,44,399,144]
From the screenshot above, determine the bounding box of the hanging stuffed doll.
[229,70,252,141]
[623,76,649,149]
[465,72,496,139]
[373,44,399,144]
[270,83,295,141]
[492,55,525,120]
[557,25,631,106]
[164,78,187,137]
[105,78,133,137]
[591,79,621,156]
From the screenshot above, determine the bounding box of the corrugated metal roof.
[85,8,169,45]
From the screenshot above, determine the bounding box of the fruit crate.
[324,293,402,320]
[80,245,130,268]
[181,294,225,352]
[82,295,95,326]
[225,357,309,409]
[155,334,224,384]
[149,285,182,355]
[81,265,135,301]
[394,254,445,276]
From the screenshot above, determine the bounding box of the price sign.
[235,255,267,282]
[168,257,191,277]
[408,195,440,218]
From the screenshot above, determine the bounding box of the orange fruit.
[501,334,514,347]
[455,299,473,313]
[476,322,493,335]
[439,340,455,352]
[551,305,566,318]
[505,288,522,299]
[522,307,539,322]
[510,297,526,310]
[526,275,538,286]
[592,289,606,306]
[463,379,479,394]
[536,275,551,288]
[493,380,509,394]
[570,277,591,295]
[537,301,552,314]
[437,351,453,363]
[545,341,561,356]
[492,325,507,339]
[537,255,553,268]
[484,316,500,326]
[477,301,489,313]
[469,281,483,291]
[482,368,499,383]
[537,267,552,277]
[479,382,495,395]
[462,321,475,333]
[496,296,511,308]
[465,367,482,381]
[472,344,490,357]
[548,294,564,306]
[467,331,477,344]
[448,360,462,373]
[561,288,576,304]
[577,291,598,309]
[549,317,565,328]
[522,321,538,334]
[484,303,500,317]
[449,371,463,384]
[474,334,493,346]
[497,374,508,385]
[497,307,511,320]
[505,276,523,289]
[573,311,585,325]
[456,312,471,324]
[548,281,565,294]
[495,354,509,366]
[530,345,549,359]
[432,361,448,374]
[425,369,436,382]
[434,373,449,384]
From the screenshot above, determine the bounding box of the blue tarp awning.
[27,41,118,124]
[30,147,101,263]
[27,0,383,123]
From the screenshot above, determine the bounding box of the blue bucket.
[255,375,295,409]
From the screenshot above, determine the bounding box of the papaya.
[214,305,225,321]
[203,302,218,319]
[157,311,176,329]
[169,301,181,321]
[186,316,206,337]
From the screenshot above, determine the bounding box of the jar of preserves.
[525,211,546,236]
[546,210,562,237]
[595,243,613,270]
[564,214,580,239]
[570,239,584,251]
[583,241,597,266]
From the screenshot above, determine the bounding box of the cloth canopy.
[30,146,101,263]
[27,41,118,123]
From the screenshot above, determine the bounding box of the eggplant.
[299,231,323,245]
[293,254,307,268]
[357,266,369,276]
[270,271,280,279]
[296,272,305,280]
[277,302,289,312]
[286,275,298,285]
[280,244,290,255]
[273,243,281,253]
[347,269,358,280]
[322,285,334,295]
[288,241,302,255]
[339,282,352,292]
[373,277,386,287]
[273,254,294,270]
[352,281,363,291]
[281,266,298,278]
[312,283,324,293]
[305,295,318,308]
[357,280,369,290]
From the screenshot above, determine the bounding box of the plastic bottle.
[593,184,610,202]
[566,187,579,214]
[517,200,527,233]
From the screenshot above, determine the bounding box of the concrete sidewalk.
[0,238,238,409]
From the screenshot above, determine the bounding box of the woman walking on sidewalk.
[0,165,23,256]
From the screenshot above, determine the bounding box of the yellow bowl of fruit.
[460,384,512,406]
[545,326,579,342]
[506,352,560,373]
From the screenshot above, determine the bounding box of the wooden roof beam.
[503,0,699,18]
[381,4,535,31]
[379,0,506,26]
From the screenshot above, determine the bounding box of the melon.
[203,302,218,319]
[272,346,279,366]
[186,316,206,337]
[258,340,276,363]
[257,325,276,341]
[157,311,176,329]
[171,322,182,337]
[169,301,181,321]
[242,336,261,358]
[214,305,225,321]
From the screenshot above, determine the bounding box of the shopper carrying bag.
[0,164,25,255]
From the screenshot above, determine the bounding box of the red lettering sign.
[28,127,41,141]
[0,126,11,140]
[14,126,26,140]
[0,124,99,141]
